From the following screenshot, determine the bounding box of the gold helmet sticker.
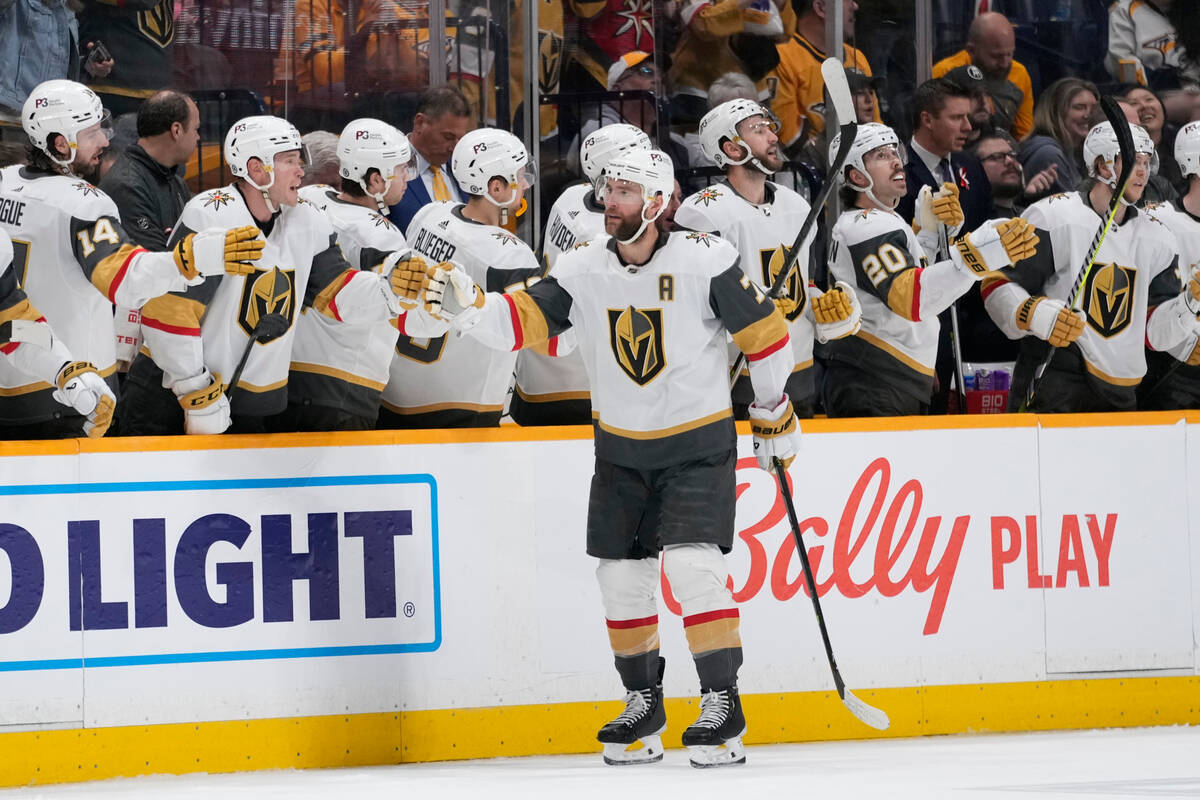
[609,306,666,386]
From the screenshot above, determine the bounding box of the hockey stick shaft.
[1021,95,1135,411]
[771,458,890,730]
[939,221,968,411]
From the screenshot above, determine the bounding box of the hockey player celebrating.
[511,122,652,426]
[676,99,862,418]
[404,149,800,767]
[0,79,263,439]
[379,127,542,428]
[824,123,1040,416]
[122,115,419,435]
[1135,120,1200,409]
[982,120,1181,412]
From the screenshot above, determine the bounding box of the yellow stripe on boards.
[2,677,1198,787]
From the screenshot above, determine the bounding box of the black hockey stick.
[1021,95,1135,411]
[225,312,289,403]
[772,457,891,730]
[729,58,856,387]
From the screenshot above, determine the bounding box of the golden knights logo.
[137,0,175,49]
[608,306,665,386]
[73,182,101,198]
[760,246,804,321]
[204,190,235,210]
[1082,262,1136,338]
[692,187,722,206]
[237,267,296,337]
[685,232,714,247]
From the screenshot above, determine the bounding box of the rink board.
[0,413,1197,786]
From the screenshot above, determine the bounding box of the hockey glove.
[172,368,232,435]
[424,261,484,325]
[1184,266,1200,317]
[951,217,1038,279]
[1017,296,1085,348]
[53,361,116,438]
[809,280,862,342]
[174,226,264,283]
[386,251,430,311]
[914,182,965,237]
[749,395,800,471]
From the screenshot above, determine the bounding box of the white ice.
[2,726,1198,799]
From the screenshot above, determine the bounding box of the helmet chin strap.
[246,169,280,214]
[1099,162,1134,207]
[849,170,896,212]
[728,142,774,177]
[616,198,665,247]
[484,183,519,226]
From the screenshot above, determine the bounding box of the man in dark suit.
[389,86,473,235]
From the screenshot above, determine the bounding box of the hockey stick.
[939,221,969,412]
[1020,95,1135,411]
[729,58,856,388]
[225,312,290,403]
[772,457,890,730]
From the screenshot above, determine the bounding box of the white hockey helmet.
[22,79,111,169]
[829,122,904,186]
[699,98,776,173]
[596,148,674,245]
[224,115,304,193]
[1176,120,1200,179]
[1083,120,1158,190]
[451,127,537,208]
[578,123,652,183]
[338,118,417,210]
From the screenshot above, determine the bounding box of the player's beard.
[607,209,646,242]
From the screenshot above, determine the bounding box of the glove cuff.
[1015,296,1044,332]
[173,369,224,410]
[173,234,199,280]
[55,361,100,391]
[748,396,795,436]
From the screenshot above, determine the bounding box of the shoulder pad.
[59,179,119,220]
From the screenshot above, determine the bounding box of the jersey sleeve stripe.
[503,293,524,350]
[0,298,43,326]
[141,294,206,336]
[886,268,921,322]
[980,276,1009,301]
[731,313,789,360]
[314,269,357,321]
[94,244,146,304]
[505,291,551,350]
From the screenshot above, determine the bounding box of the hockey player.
[1140,120,1200,410]
[510,122,651,426]
[281,118,439,431]
[121,115,418,435]
[676,98,862,418]
[0,79,264,439]
[824,122,1040,416]
[379,127,542,428]
[407,149,801,767]
[982,121,1181,412]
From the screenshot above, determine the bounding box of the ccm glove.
[952,217,1038,278]
[53,361,116,438]
[749,395,801,471]
[809,280,862,342]
[1017,296,1086,347]
[174,226,264,283]
[424,261,485,324]
[172,368,231,435]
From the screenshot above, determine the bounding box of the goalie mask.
[452,128,537,215]
[338,118,417,212]
[224,115,306,213]
[829,122,906,210]
[22,79,112,171]
[699,98,778,174]
[596,148,674,246]
[1083,120,1158,202]
[579,123,652,183]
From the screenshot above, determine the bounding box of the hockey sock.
[663,544,744,689]
[596,557,661,690]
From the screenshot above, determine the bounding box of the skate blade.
[687,735,746,768]
[601,735,664,766]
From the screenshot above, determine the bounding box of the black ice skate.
[596,669,666,765]
[681,685,746,768]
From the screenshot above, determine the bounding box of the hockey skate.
[596,680,666,765]
[681,685,746,768]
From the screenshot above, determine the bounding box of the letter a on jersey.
[238,267,296,337]
[1082,263,1136,338]
[608,306,666,386]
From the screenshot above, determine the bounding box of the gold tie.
[430,164,451,202]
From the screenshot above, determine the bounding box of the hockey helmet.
[595,148,674,245]
[338,118,417,209]
[1083,120,1158,185]
[224,116,305,193]
[451,128,537,208]
[1176,120,1200,179]
[579,123,652,183]
[828,122,905,188]
[699,98,777,173]
[22,80,111,169]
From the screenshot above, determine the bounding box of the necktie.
[938,158,954,186]
[430,164,452,202]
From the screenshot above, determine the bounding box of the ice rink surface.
[2,726,1198,799]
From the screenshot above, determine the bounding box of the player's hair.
[339,173,379,197]
[301,130,339,182]
[790,0,815,18]
[0,141,27,168]
[911,78,973,131]
[416,86,471,121]
[707,73,758,109]
[26,139,66,174]
[136,91,195,138]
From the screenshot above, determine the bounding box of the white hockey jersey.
[466,231,794,469]
[384,201,542,421]
[982,192,1179,403]
[290,186,406,419]
[675,180,817,406]
[140,184,380,416]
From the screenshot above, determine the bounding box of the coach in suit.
[389,86,474,235]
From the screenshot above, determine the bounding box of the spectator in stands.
[78,0,175,116]
[0,0,80,142]
[684,72,760,166]
[568,53,672,175]
[941,64,995,148]
[1019,77,1098,200]
[1121,85,1183,192]
[1114,96,1178,206]
[972,131,1057,218]
[562,0,657,101]
[388,87,473,234]
[932,11,1033,140]
[770,0,876,150]
[300,131,340,187]
[1106,0,1199,90]
[657,178,684,232]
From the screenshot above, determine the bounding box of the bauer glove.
[53,361,116,438]
[749,395,801,471]
[809,280,862,342]
[1017,296,1086,348]
[952,217,1038,278]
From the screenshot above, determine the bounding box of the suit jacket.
[896,152,994,236]
[389,162,457,236]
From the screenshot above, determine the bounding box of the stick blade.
[841,688,891,731]
[820,57,854,129]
